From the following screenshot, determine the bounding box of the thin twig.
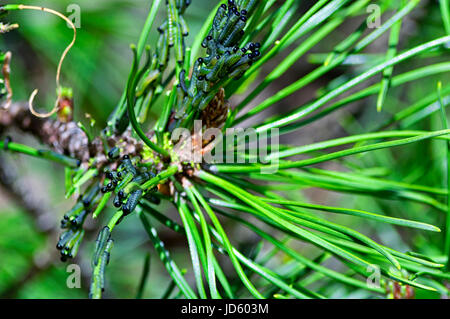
[16,5,77,118]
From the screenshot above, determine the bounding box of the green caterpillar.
[174,0,261,122]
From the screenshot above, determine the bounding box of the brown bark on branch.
[0,101,90,161]
[0,102,144,167]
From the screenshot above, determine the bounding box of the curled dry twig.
[15,5,77,118]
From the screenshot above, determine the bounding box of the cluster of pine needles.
[1,0,450,299]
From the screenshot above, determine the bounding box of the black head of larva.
[108,147,120,160]
[240,16,247,22]
[206,35,213,41]
[113,199,122,208]
[254,42,261,49]
[198,75,205,81]
[101,186,108,193]
[220,4,227,9]
[123,155,130,160]
[241,9,248,15]
[198,57,204,64]
[6,136,18,151]
[122,206,131,215]
[249,43,255,50]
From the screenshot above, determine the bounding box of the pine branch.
[0,102,144,168]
